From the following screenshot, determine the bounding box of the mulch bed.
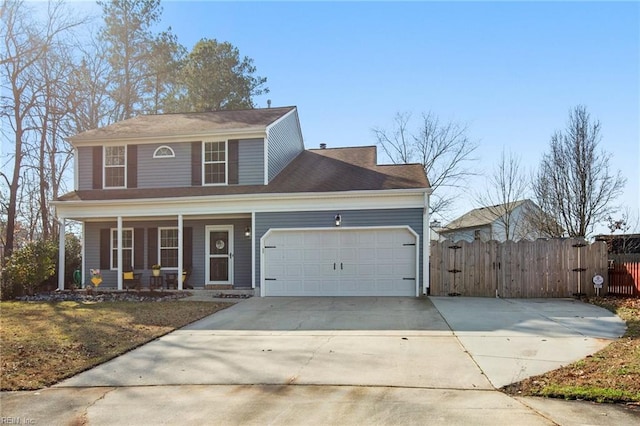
[16,290,191,303]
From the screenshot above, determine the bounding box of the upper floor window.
[104,146,126,188]
[203,141,227,185]
[111,228,133,270]
[153,145,175,158]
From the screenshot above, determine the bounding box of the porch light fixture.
[335,214,341,227]
[244,227,251,238]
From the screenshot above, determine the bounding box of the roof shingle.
[71,106,296,142]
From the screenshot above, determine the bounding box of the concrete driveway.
[2,296,637,425]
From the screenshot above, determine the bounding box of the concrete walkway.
[1,297,638,425]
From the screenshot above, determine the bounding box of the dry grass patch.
[1,300,231,390]
[503,297,640,404]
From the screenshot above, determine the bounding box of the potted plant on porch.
[152,264,161,277]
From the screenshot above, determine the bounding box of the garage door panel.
[319,248,336,262]
[283,248,303,262]
[340,248,357,262]
[264,228,417,297]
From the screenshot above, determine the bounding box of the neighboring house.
[595,233,640,256]
[439,199,553,243]
[53,106,431,297]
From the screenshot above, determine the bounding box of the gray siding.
[84,218,251,289]
[84,222,106,284]
[137,143,192,188]
[267,110,304,182]
[254,208,425,289]
[77,146,93,190]
[238,138,264,185]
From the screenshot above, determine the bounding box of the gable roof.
[441,200,529,232]
[57,147,429,202]
[70,106,297,143]
[308,146,377,167]
[269,148,428,193]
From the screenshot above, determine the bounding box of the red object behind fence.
[608,262,640,297]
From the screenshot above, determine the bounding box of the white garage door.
[262,227,418,296]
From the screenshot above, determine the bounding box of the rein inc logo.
[1,418,36,424]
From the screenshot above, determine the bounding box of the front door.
[206,225,234,285]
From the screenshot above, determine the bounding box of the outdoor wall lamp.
[335,214,341,227]
[244,227,251,238]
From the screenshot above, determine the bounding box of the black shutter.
[134,228,144,269]
[148,227,158,267]
[192,141,202,186]
[228,140,239,184]
[127,145,137,188]
[100,228,110,269]
[183,227,193,268]
[93,146,103,189]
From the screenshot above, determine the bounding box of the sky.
[30,1,640,230]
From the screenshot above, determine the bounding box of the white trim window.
[159,227,179,268]
[203,141,227,185]
[104,146,126,188]
[111,228,133,270]
[153,145,175,158]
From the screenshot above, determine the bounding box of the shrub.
[3,240,57,297]
[65,234,82,283]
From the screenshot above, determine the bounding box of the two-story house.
[438,199,555,243]
[53,106,431,297]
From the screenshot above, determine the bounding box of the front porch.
[57,213,256,292]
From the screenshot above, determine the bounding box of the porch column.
[117,216,123,290]
[81,222,86,288]
[178,214,183,290]
[423,192,430,295]
[251,211,256,289]
[58,218,66,290]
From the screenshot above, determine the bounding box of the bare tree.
[0,0,82,257]
[68,34,114,132]
[372,112,478,218]
[28,39,79,240]
[473,149,533,241]
[532,105,626,237]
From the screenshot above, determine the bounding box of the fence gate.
[430,238,608,298]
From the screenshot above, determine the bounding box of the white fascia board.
[70,129,267,147]
[53,188,428,220]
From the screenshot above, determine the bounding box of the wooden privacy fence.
[608,262,640,297]
[430,238,608,298]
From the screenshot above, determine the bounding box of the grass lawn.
[1,299,231,390]
[503,297,640,404]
